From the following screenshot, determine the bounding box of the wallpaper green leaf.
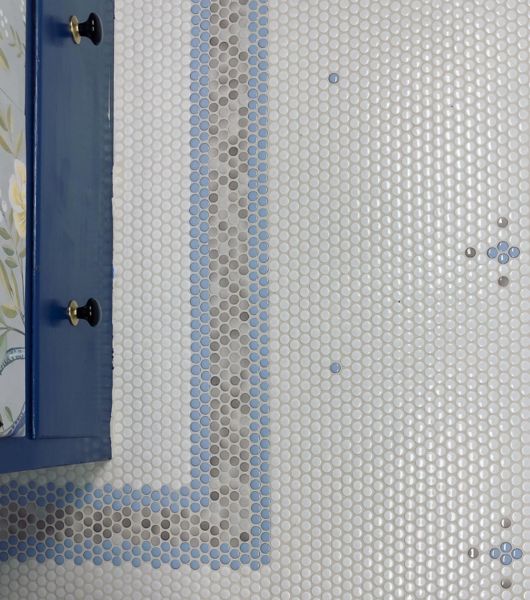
[0,49,8,71]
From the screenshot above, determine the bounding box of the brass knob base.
[69,15,81,45]
[67,300,80,326]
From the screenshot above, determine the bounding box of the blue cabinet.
[0,0,114,472]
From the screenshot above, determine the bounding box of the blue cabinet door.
[0,0,113,473]
[30,0,113,439]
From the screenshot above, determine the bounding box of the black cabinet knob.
[67,298,102,327]
[69,13,103,46]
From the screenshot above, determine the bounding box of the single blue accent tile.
[328,73,339,84]
[501,553,512,565]
[512,548,523,559]
[330,362,342,373]
[509,246,520,258]
[501,542,512,553]
[487,247,498,259]
[497,241,509,252]
[490,547,500,559]
[498,253,509,264]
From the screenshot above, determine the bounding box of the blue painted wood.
[31,0,114,440]
[0,435,111,474]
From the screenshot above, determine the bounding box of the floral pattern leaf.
[0,261,13,298]
[0,49,8,71]
[9,270,21,314]
[14,131,23,156]
[1,304,17,319]
[0,135,11,154]
[0,332,7,366]
[4,407,13,426]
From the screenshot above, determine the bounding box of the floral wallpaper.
[0,1,26,437]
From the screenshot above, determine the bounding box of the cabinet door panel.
[31,0,113,438]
